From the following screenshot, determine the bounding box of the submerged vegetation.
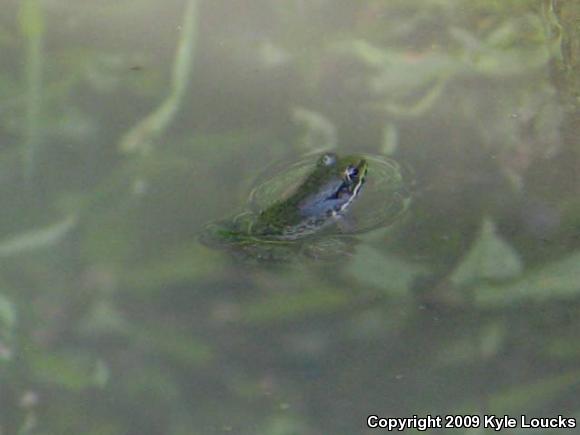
[0,0,579,434]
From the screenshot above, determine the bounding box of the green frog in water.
[249,153,368,239]
[200,151,409,261]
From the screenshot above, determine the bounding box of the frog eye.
[319,153,337,167]
[345,165,359,181]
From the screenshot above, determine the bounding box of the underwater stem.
[19,0,45,178]
[120,0,198,154]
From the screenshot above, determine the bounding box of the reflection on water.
[1,0,579,434]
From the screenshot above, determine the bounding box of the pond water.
[1,1,579,434]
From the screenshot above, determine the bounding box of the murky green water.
[1,1,579,434]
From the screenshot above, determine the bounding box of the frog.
[247,152,367,239]
[200,151,410,262]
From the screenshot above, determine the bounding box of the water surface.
[1,1,579,434]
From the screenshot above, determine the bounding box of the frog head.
[252,152,368,239]
[297,152,368,217]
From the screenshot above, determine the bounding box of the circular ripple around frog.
[249,152,411,235]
